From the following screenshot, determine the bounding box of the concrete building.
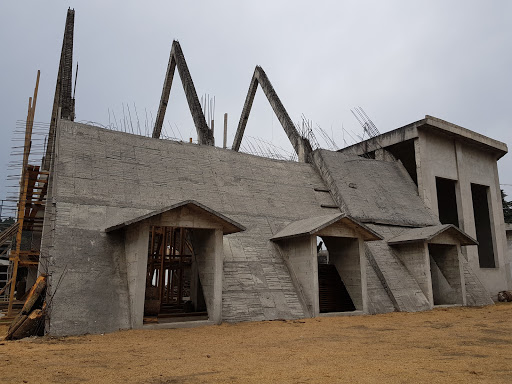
[38,118,505,336]
[25,10,510,336]
[339,116,511,295]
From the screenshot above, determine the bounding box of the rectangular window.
[471,183,496,268]
[436,177,459,227]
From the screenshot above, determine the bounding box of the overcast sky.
[1,1,511,216]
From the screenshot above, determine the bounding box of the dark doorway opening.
[386,139,417,185]
[144,226,207,324]
[436,177,459,227]
[317,237,361,313]
[471,184,496,268]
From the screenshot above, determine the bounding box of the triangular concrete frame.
[387,224,478,246]
[152,41,214,145]
[104,200,245,234]
[270,213,382,241]
[232,66,312,162]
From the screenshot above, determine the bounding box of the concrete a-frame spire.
[43,8,75,170]
[152,41,214,145]
[232,66,312,162]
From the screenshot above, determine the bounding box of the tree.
[502,190,512,224]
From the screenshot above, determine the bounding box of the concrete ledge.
[318,310,364,317]
[142,320,214,330]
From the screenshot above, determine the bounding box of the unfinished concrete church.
[26,10,510,336]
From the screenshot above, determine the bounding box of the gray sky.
[1,1,511,216]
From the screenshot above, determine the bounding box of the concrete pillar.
[358,238,369,314]
[415,133,433,210]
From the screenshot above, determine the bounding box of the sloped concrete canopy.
[104,200,246,235]
[270,213,382,241]
[387,224,478,246]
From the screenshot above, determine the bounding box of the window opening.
[471,184,496,268]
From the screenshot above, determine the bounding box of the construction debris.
[4,274,46,340]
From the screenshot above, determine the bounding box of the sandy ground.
[1,304,512,383]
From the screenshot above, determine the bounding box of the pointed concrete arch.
[152,41,214,145]
[232,66,312,162]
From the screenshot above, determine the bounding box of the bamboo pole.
[8,71,40,316]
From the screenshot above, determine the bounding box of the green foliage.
[502,190,512,224]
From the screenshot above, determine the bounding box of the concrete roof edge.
[423,115,508,158]
[387,224,478,246]
[337,118,425,155]
[104,200,246,234]
[270,214,383,241]
[337,115,507,159]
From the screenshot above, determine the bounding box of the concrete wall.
[415,128,510,294]
[125,222,149,329]
[45,122,344,334]
[276,236,318,316]
[506,226,512,284]
[428,244,465,305]
[393,242,433,307]
[191,228,223,323]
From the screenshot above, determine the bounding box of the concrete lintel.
[270,214,382,242]
[388,224,478,247]
[104,200,245,234]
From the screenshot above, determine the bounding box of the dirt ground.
[1,304,512,384]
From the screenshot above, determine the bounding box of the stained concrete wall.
[276,236,318,316]
[392,242,432,307]
[46,121,338,334]
[191,228,223,324]
[506,226,512,284]
[415,128,510,293]
[364,259,396,314]
[312,149,438,227]
[125,222,149,329]
[428,244,464,305]
[337,118,510,295]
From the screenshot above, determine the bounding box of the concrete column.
[423,242,434,309]
[212,229,224,324]
[414,135,433,209]
[358,238,369,314]
[125,222,150,329]
[457,244,467,306]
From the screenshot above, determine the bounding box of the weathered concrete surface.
[270,214,381,241]
[387,225,477,246]
[312,149,439,227]
[507,224,512,286]
[339,115,508,160]
[338,116,510,295]
[461,257,494,306]
[41,120,501,336]
[43,121,337,335]
[365,240,431,312]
